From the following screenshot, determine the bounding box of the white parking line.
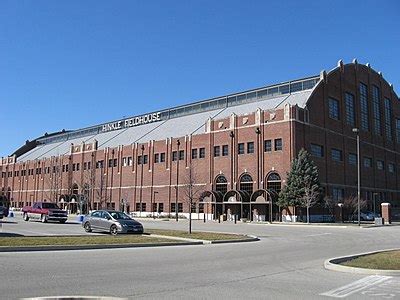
[321,275,392,298]
[304,233,332,237]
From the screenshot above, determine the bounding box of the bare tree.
[44,157,63,203]
[299,181,320,223]
[343,195,367,222]
[181,162,203,234]
[94,169,109,210]
[323,196,336,219]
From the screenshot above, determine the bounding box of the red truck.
[22,202,68,223]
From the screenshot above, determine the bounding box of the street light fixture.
[352,128,361,226]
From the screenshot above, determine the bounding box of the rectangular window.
[122,157,128,167]
[364,157,372,168]
[310,144,323,157]
[388,163,395,173]
[348,153,357,165]
[191,203,197,213]
[65,165,69,172]
[143,155,148,164]
[83,162,87,170]
[396,119,400,143]
[171,203,176,212]
[377,160,384,170]
[127,157,132,166]
[331,148,343,162]
[160,153,166,162]
[384,98,393,141]
[76,163,80,171]
[152,202,157,212]
[332,187,344,201]
[372,85,381,135]
[360,83,369,131]
[154,153,160,163]
[172,151,177,161]
[214,146,220,157]
[178,203,183,213]
[247,142,254,154]
[158,203,164,213]
[199,148,205,158]
[264,140,272,152]
[222,145,229,156]
[199,203,204,213]
[96,160,104,169]
[179,150,184,160]
[72,164,76,171]
[329,97,340,120]
[88,161,91,170]
[138,156,143,165]
[274,139,282,151]
[238,143,245,155]
[191,149,198,159]
[345,92,355,126]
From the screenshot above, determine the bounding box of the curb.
[324,248,400,276]
[211,235,259,244]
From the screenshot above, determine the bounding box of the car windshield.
[109,212,131,220]
[42,203,60,209]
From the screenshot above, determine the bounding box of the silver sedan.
[82,210,144,235]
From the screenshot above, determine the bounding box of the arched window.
[215,175,228,194]
[266,173,281,193]
[239,174,253,194]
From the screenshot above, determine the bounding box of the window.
[247,142,254,154]
[384,98,393,140]
[191,203,197,213]
[331,148,343,162]
[377,160,384,170]
[275,139,282,151]
[310,144,323,157]
[364,157,372,168]
[154,153,160,163]
[179,150,184,160]
[214,146,220,157]
[171,203,176,212]
[143,155,148,164]
[199,203,204,213]
[96,160,104,169]
[372,85,381,135]
[332,187,344,201]
[388,163,395,173]
[160,153,165,162]
[158,203,164,213]
[152,202,157,212]
[127,157,132,166]
[329,97,340,120]
[83,162,87,170]
[360,83,369,131]
[348,153,357,165]
[65,165,69,172]
[122,157,128,166]
[178,203,183,213]
[76,163,80,171]
[172,151,177,161]
[264,140,272,152]
[192,149,198,159]
[345,92,355,126]
[222,145,229,156]
[138,156,143,165]
[199,148,205,158]
[72,164,76,171]
[396,119,400,143]
[108,159,113,168]
[238,143,245,155]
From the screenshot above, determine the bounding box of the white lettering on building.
[102,112,161,132]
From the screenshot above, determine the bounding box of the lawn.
[342,250,400,270]
[146,229,248,241]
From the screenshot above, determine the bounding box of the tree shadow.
[0,232,24,237]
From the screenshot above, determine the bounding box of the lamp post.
[352,128,361,226]
[373,192,379,218]
[139,144,145,217]
[153,191,158,219]
[176,139,180,222]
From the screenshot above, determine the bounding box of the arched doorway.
[215,175,227,218]
[266,172,281,221]
[239,174,253,219]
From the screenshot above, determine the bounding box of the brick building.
[1,60,399,221]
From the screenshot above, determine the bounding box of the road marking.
[321,275,392,298]
[305,233,332,237]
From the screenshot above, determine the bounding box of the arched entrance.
[266,172,282,221]
[214,175,227,219]
[199,190,223,220]
[239,174,253,219]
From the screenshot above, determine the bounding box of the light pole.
[176,139,180,222]
[373,192,379,217]
[153,191,158,219]
[352,128,361,226]
[139,144,145,217]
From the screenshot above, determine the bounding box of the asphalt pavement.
[1,215,400,299]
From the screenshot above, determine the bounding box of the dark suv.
[0,206,8,219]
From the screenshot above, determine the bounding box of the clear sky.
[0,0,399,157]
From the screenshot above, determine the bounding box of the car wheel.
[84,222,92,232]
[110,225,118,236]
[41,214,47,223]
[23,213,29,221]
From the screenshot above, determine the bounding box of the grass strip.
[0,235,183,247]
[146,229,247,241]
[342,250,400,270]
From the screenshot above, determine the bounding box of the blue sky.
[0,0,399,157]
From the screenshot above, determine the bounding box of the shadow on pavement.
[0,232,24,237]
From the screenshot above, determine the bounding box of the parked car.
[0,206,6,219]
[22,202,68,223]
[82,210,144,235]
[360,211,380,221]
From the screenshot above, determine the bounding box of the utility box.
[374,217,383,226]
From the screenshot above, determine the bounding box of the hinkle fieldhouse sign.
[102,112,162,132]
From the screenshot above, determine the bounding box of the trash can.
[77,215,85,223]
[374,217,383,226]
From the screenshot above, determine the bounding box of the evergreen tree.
[277,148,321,210]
